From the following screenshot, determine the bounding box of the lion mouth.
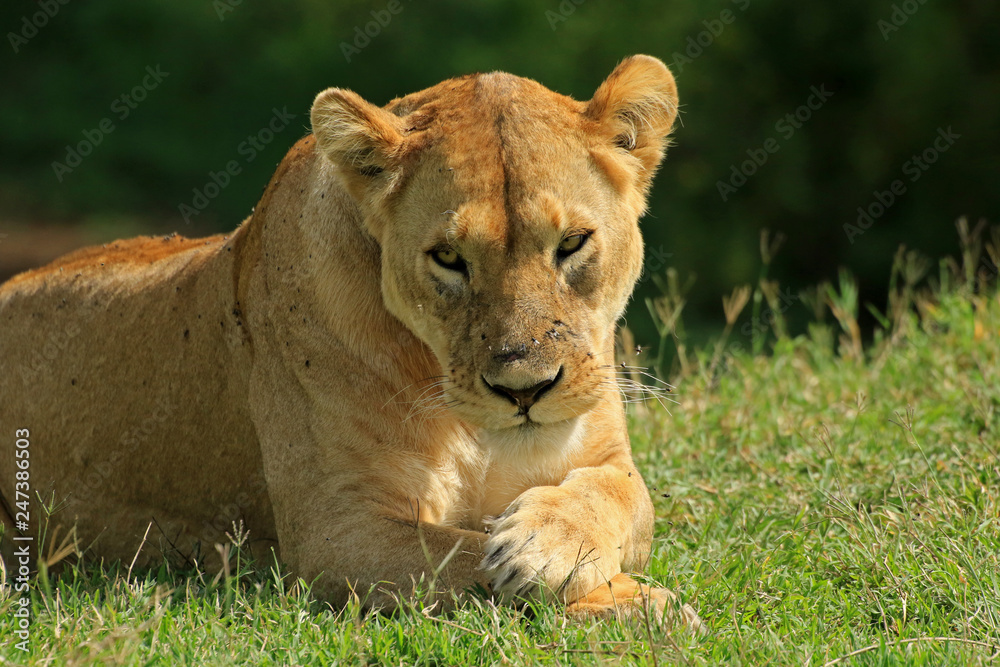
[482,366,563,416]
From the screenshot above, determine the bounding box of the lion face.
[311,56,678,433]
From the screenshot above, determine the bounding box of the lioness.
[0,55,698,625]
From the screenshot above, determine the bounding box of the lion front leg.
[289,509,490,612]
[481,464,654,604]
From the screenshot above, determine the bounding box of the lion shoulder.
[2,232,229,292]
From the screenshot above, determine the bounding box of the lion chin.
[0,54,701,631]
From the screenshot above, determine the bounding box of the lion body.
[0,57,699,625]
[0,232,274,562]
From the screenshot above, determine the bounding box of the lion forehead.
[394,74,593,185]
[387,79,614,253]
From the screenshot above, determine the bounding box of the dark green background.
[1,0,997,348]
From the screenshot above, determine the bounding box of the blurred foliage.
[1,0,997,345]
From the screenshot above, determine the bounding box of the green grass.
[2,237,1000,665]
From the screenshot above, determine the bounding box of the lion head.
[310,55,678,433]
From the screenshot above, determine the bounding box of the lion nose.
[484,368,562,410]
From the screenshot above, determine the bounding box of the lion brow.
[443,209,469,242]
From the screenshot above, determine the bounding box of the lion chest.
[421,425,580,531]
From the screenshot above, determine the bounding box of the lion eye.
[431,247,467,273]
[557,233,588,258]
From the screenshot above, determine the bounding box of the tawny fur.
[0,55,699,626]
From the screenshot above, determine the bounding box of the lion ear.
[585,55,679,173]
[311,87,405,181]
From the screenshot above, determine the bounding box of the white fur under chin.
[479,414,587,467]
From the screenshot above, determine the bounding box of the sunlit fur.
[0,56,699,626]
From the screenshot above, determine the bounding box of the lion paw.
[480,487,618,603]
[566,573,705,634]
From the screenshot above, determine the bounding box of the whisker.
[598,363,675,388]
[382,375,448,408]
[403,397,464,424]
[402,381,453,422]
[598,377,678,413]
